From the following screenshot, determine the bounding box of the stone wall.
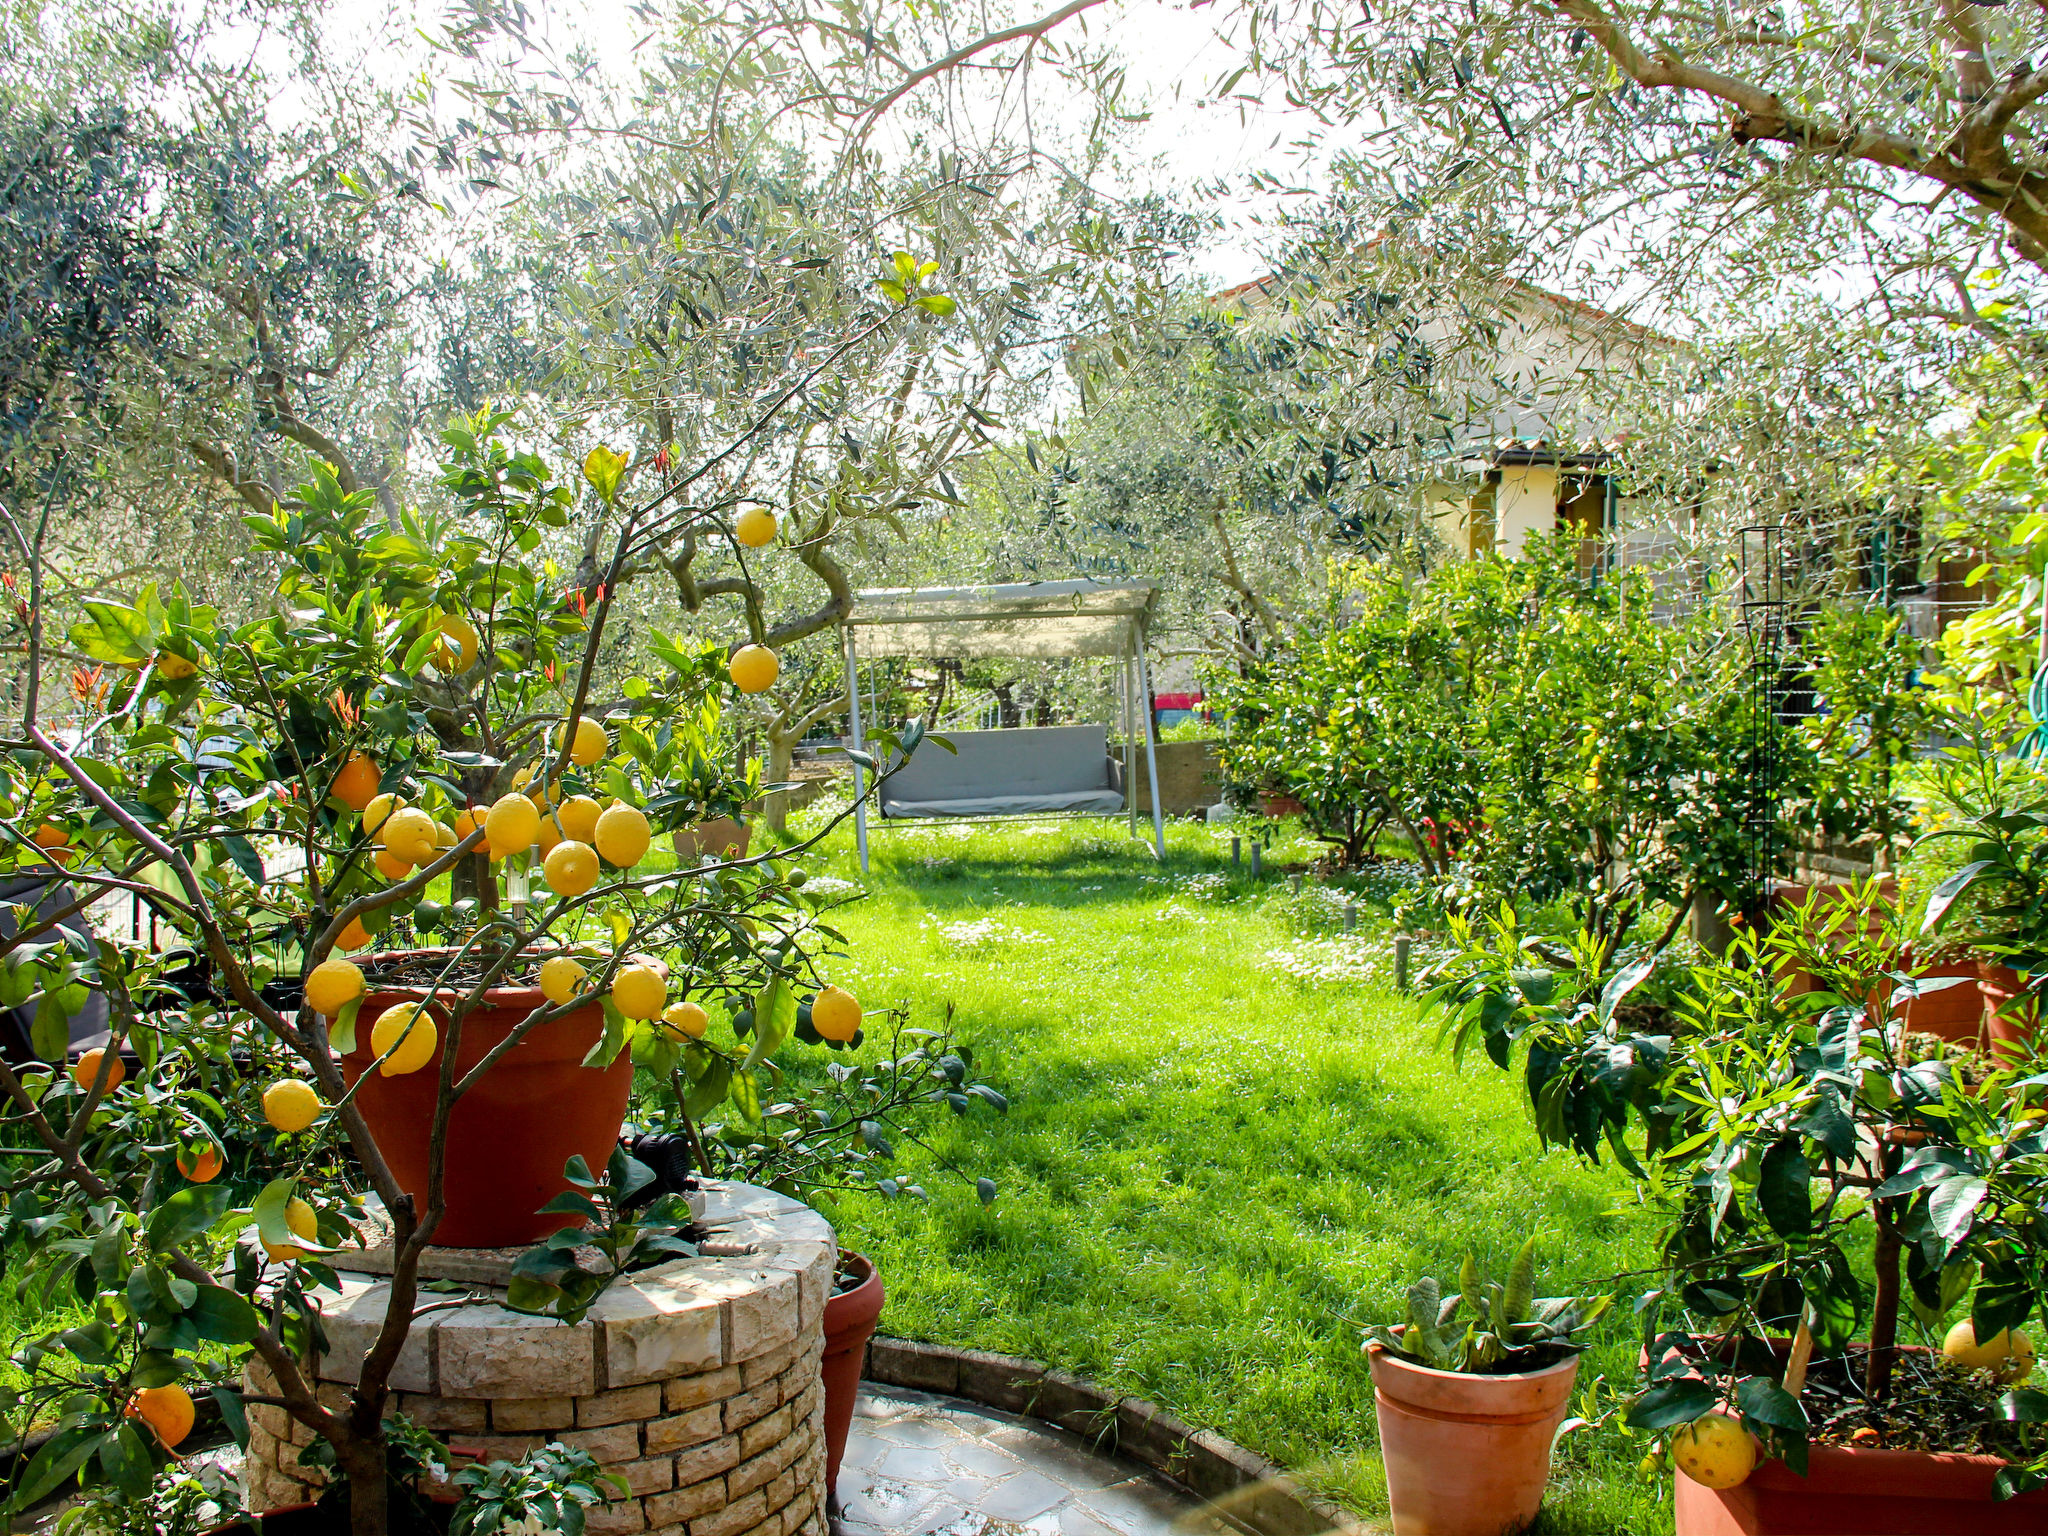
[243,1183,834,1536]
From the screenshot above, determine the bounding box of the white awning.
[847,578,1158,659]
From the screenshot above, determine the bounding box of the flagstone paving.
[833,1385,1230,1536]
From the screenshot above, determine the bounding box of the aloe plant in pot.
[1364,1239,1611,1536]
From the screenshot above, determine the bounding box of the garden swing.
[841,578,1166,872]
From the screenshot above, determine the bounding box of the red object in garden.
[1977,960,2037,1062]
[343,968,631,1249]
[1674,1443,2048,1535]
[1365,1341,1578,1536]
[1889,956,1985,1046]
[821,1250,885,1507]
[1260,792,1303,818]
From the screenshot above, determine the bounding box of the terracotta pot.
[1365,1341,1579,1536]
[343,960,632,1249]
[1890,957,1986,1046]
[671,817,751,864]
[1674,1442,2048,1535]
[820,1250,884,1508]
[1260,793,1303,819]
[1977,961,2037,1063]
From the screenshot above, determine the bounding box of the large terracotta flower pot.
[1977,961,2037,1063]
[820,1249,884,1508]
[1890,957,1987,1046]
[1675,1442,2048,1535]
[1365,1341,1579,1536]
[672,817,750,865]
[343,966,632,1249]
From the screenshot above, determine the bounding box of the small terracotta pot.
[820,1250,884,1508]
[1260,793,1303,819]
[343,957,633,1249]
[1674,1442,2048,1535]
[1365,1341,1578,1536]
[1977,961,2037,1063]
[671,817,751,864]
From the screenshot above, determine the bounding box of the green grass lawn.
[788,812,1674,1535]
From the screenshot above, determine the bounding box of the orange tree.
[0,400,961,1533]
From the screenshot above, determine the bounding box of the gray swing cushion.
[872,725,1126,818]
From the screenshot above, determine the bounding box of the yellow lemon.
[432,613,478,673]
[332,753,380,812]
[435,820,458,849]
[362,791,403,837]
[536,815,564,857]
[662,1001,709,1039]
[371,1003,439,1077]
[1671,1412,1757,1490]
[539,956,586,1006]
[304,959,364,1017]
[611,964,667,1020]
[127,1383,196,1448]
[729,644,779,694]
[544,839,600,898]
[1945,1320,2035,1380]
[734,507,778,547]
[594,803,651,868]
[812,986,862,1042]
[382,807,439,865]
[558,795,602,843]
[561,715,609,766]
[263,1079,322,1133]
[485,793,540,857]
[374,847,414,881]
[263,1196,320,1262]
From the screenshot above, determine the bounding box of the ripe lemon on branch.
[594,803,651,867]
[734,507,778,547]
[332,753,380,812]
[372,1003,438,1077]
[263,1197,320,1262]
[127,1384,196,1448]
[263,1079,322,1133]
[1671,1412,1756,1490]
[729,644,778,693]
[305,959,364,1017]
[540,955,586,1005]
[812,986,861,1042]
[486,792,540,856]
[611,964,667,1020]
[560,715,609,766]
[544,839,600,897]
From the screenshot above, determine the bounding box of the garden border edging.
[862,1337,1365,1536]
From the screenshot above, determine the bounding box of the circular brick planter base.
[244,1182,835,1536]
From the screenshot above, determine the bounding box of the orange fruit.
[811,986,861,1042]
[332,753,380,811]
[594,803,651,868]
[431,613,478,674]
[728,644,779,694]
[72,1048,124,1092]
[32,823,74,865]
[337,917,372,952]
[263,1079,322,1133]
[176,1144,223,1183]
[544,839,600,898]
[374,847,413,880]
[127,1384,196,1448]
[734,507,778,548]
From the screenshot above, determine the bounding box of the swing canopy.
[841,577,1167,865]
[845,578,1158,660]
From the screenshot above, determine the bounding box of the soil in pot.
[342,954,633,1248]
[821,1249,884,1508]
[1365,1342,1579,1536]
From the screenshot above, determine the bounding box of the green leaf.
[1625,1377,1717,1429]
[1736,1374,1810,1434]
[186,1284,262,1344]
[252,1178,331,1255]
[729,1067,762,1128]
[9,1425,106,1511]
[220,835,264,883]
[582,997,628,1069]
[1502,1237,1536,1325]
[211,1386,250,1450]
[146,1186,232,1252]
[683,1057,731,1121]
[1758,1136,1813,1238]
[330,995,361,1056]
[742,975,796,1070]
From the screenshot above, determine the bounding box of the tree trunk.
[341,1433,390,1536]
[764,726,798,838]
[1866,1146,1904,1401]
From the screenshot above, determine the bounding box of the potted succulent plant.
[1363,1240,1610,1536]
[1427,880,2048,1535]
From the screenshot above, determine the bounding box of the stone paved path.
[834,1386,1230,1536]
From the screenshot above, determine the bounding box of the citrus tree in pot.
[0,406,937,1535]
[1426,889,2048,1535]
